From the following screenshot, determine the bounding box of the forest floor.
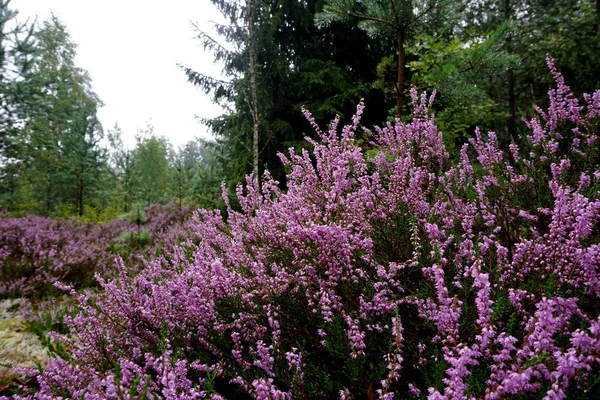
[0,299,48,388]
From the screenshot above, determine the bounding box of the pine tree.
[131,126,170,206]
[459,0,600,144]
[183,0,389,186]
[107,123,135,212]
[1,15,106,216]
[0,0,39,212]
[30,16,105,216]
[316,0,452,118]
[0,0,37,156]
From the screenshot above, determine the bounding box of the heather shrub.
[13,60,600,399]
[0,204,194,299]
[0,217,116,298]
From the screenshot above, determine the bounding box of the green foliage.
[316,0,415,37]
[130,127,170,206]
[122,204,147,228]
[406,22,515,88]
[2,0,599,222]
[185,0,391,187]
[113,229,152,252]
[0,15,107,217]
[25,299,79,339]
[0,0,37,158]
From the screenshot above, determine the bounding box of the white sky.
[14,0,226,149]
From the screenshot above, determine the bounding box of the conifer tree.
[131,126,170,206]
[316,0,449,117]
[183,0,389,186]
[459,0,600,144]
[0,0,36,156]
[0,0,38,211]
[107,123,135,212]
[2,15,106,216]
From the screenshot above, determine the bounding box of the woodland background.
[1,0,599,217]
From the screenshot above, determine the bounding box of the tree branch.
[388,0,403,29]
[334,8,395,27]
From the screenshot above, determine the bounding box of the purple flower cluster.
[0,216,120,297]
[0,204,194,298]
[10,59,600,399]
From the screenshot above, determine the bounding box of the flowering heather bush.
[0,217,118,298]
[0,205,194,299]
[142,203,195,249]
[12,59,600,399]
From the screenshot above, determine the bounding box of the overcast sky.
[14,0,225,148]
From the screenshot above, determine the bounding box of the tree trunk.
[247,0,260,183]
[76,169,84,217]
[596,0,600,35]
[396,29,406,118]
[178,166,183,210]
[45,179,52,216]
[505,0,516,141]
